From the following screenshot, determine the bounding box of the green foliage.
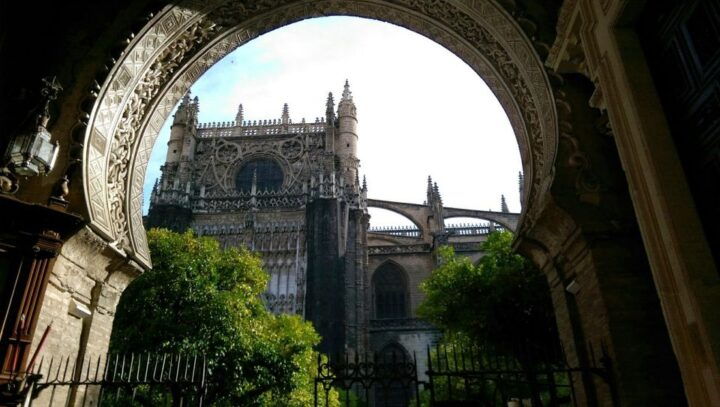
[415,333,571,406]
[110,229,338,406]
[418,236,564,405]
[419,230,559,360]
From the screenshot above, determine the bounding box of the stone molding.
[369,318,437,332]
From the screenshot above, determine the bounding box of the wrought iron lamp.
[0,77,62,193]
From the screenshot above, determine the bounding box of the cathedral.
[2,1,718,405]
[145,81,517,360]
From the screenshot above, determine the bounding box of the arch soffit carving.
[82,0,558,268]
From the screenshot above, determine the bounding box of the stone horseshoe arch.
[82,0,558,268]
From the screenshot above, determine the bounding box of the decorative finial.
[41,76,63,104]
[282,103,290,124]
[326,92,334,111]
[342,79,352,101]
[53,175,70,201]
[501,194,509,212]
[362,175,367,191]
[518,171,525,207]
[236,103,244,124]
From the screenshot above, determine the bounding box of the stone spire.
[341,79,353,101]
[151,178,159,204]
[235,103,244,124]
[281,103,290,124]
[337,79,359,181]
[191,96,200,121]
[427,177,447,245]
[362,175,367,191]
[426,176,434,204]
[518,171,525,207]
[501,194,509,212]
[433,182,442,205]
[173,90,193,125]
[326,92,335,123]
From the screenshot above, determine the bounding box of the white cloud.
[143,17,522,227]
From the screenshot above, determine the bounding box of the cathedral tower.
[336,80,359,183]
[146,92,198,231]
[166,93,198,165]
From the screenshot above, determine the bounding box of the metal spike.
[62,355,72,382]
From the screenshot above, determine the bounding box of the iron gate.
[314,343,613,407]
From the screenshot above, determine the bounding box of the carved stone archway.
[82,0,558,269]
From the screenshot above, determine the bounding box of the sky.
[142,16,522,227]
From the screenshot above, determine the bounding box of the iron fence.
[314,351,425,407]
[314,343,613,407]
[3,353,208,406]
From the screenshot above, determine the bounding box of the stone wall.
[29,228,140,406]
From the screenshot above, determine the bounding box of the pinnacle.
[342,79,353,101]
[501,194,509,212]
[281,103,290,124]
[326,92,335,112]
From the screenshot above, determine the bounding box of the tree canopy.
[419,230,559,359]
[110,229,336,406]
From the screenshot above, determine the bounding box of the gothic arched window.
[373,263,408,319]
[235,158,284,192]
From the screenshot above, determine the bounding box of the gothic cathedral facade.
[146,81,515,360]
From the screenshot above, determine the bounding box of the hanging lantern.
[4,77,62,177]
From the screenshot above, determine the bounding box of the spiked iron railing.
[314,342,614,407]
[9,353,209,407]
[315,351,425,407]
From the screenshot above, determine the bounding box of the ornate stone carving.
[84,0,558,269]
[368,244,431,255]
[107,18,219,252]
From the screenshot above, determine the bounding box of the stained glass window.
[236,158,284,192]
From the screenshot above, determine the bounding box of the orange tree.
[418,231,561,403]
[110,229,337,406]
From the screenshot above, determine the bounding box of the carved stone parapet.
[368,244,431,255]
